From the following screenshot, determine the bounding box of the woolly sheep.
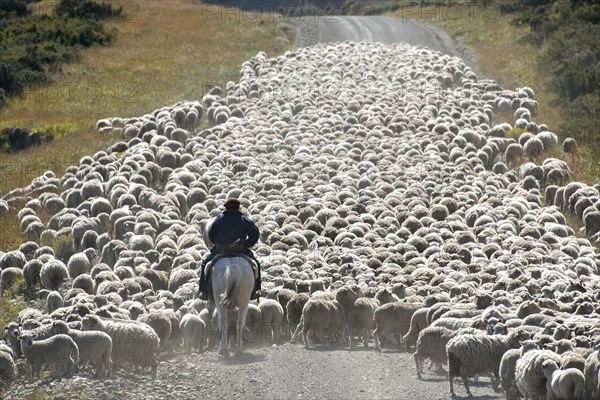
[51,320,112,377]
[40,259,69,291]
[179,312,206,353]
[19,333,79,380]
[516,349,561,400]
[542,359,585,400]
[258,298,285,343]
[0,350,15,383]
[81,314,159,378]
[286,292,309,336]
[46,290,63,314]
[447,329,530,397]
[583,345,600,399]
[414,326,457,379]
[347,296,379,349]
[138,311,172,352]
[373,302,421,351]
[295,298,345,348]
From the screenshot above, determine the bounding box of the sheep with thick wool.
[293,298,345,348]
[446,329,530,397]
[258,298,285,343]
[414,326,457,379]
[81,314,159,378]
[51,320,112,377]
[346,296,379,349]
[542,359,585,400]
[373,302,421,351]
[19,333,79,380]
[179,311,206,353]
[516,349,561,400]
[583,345,600,400]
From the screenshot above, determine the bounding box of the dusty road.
[294,16,476,67]
[5,342,504,400]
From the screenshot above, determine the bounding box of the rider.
[197,197,261,301]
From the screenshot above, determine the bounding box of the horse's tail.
[220,278,239,309]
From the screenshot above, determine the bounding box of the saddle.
[205,246,258,284]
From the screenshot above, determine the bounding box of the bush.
[0,0,29,17]
[54,0,123,19]
[0,2,117,109]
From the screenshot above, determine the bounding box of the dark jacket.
[208,210,260,248]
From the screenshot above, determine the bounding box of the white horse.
[209,256,254,358]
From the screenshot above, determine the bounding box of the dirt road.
[294,15,476,67]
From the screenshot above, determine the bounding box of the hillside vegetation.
[384,0,600,183]
[0,0,293,251]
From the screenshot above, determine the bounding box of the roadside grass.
[387,4,598,184]
[0,0,294,251]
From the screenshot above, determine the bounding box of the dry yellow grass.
[388,4,598,184]
[0,0,294,251]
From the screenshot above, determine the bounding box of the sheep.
[346,296,379,349]
[46,290,63,314]
[446,329,530,397]
[3,322,21,359]
[50,320,112,377]
[40,259,69,291]
[19,333,79,380]
[499,340,541,399]
[414,326,457,379]
[0,267,24,297]
[286,292,309,336]
[81,314,159,378]
[402,307,429,350]
[373,302,421,351]
[258,298,285,343]
[542,359,585,400]
[138,311,172,352]
[583,345,600,400]
[0,350,15,383]
[179,312,206,353]
[295,298,345,348]
[516,349,562,400]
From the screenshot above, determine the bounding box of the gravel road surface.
[294,15,476,67]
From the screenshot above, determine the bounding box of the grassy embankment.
[387,3,599,185]
[0,0,294,251]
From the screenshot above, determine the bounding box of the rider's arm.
[243,217,260,248]
[208,216,221,244]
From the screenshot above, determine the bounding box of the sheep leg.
[362,328,369,348]
[414,352,422,380]
[461,375,472,397]
[449,373,455,396]
[104,351,112,377]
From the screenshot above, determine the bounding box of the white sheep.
[542,359,585,400]
[294,298,345,348]
[347,296,379,349]
[179,313,206,353]
[40,259,69,291]
[19,333,79,380]
[414,326,457,379]
[258,298,285,343]
[516,349,561,400]
[373,302,421,351]
[46,290,63,314]
[51,320,112,377]
[583,345,600,399]
[446,329,530,397]
[81,314,159,379]
[0,350,15,383]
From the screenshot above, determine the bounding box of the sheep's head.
[18,334,35,347]
[5,322,20,338]
[51,320,69,335]
[541,359,559,376]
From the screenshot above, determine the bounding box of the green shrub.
[54,0,123,19]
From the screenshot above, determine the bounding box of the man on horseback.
[197,198,261,301]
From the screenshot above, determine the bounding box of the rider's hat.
[223,197,241,210]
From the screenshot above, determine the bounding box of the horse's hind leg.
[236,305,248,355]
[217,305,229,358]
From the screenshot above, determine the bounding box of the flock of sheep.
[1,40,600,399]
